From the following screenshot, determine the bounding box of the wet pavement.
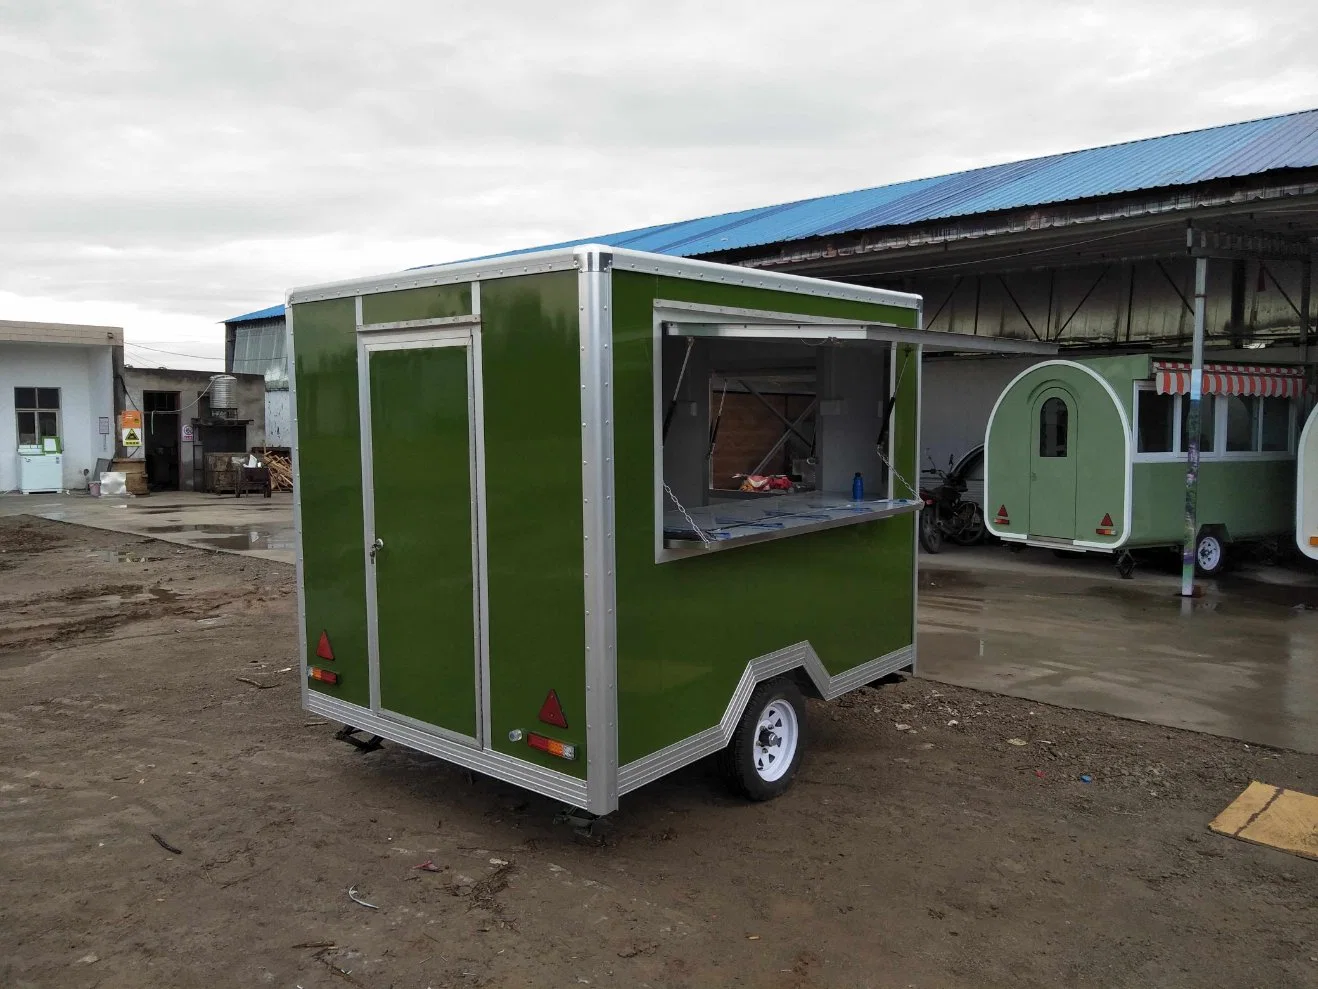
[0,491,295,563]
[3,490,1317,754]
[919,546,1318,754]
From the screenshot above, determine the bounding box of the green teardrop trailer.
[288,245,937,818]
[1299,403,1318,561]
[984,355,1304,575]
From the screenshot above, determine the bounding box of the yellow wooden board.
[1209,780,1318,861]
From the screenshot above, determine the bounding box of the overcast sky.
[2,1,1316,369]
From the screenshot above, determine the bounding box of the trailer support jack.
[554,806,603,840]
[335,724,384,753]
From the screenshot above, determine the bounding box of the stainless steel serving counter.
[662,491,921,553]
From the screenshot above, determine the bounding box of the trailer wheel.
[721,679,806,801]
[1195,531,1226,576]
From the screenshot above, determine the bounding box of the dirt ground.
[1,516,1315,989]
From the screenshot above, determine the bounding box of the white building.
[1,320,123,493]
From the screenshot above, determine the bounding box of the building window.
[1136,390,1175,453]
[1039,397,1068,457]
[15,387,60,446]
[1136,382,1293,458]
[1259,397,1291,452]
[1224,395,1258,452]
[1179,394,1216,453]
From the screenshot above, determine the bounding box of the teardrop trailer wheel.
[721,678,807,801]
[1196,531,1226,576]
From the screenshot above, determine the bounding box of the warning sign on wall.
[120,410,141,430]
[122,428,141,448]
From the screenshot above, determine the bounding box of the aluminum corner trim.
[578,262,620,815]
[306,693,588,807]
[286,299,310,712]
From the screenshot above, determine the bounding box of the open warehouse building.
[228,108,1318,496]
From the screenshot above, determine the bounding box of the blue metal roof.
[227,108,1318,321]
[225,303,286,324]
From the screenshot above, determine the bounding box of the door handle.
[369,537,384,562]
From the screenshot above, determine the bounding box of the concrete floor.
[919,546,1318,754]
[0,490,295,563]
[4,490,1316,753]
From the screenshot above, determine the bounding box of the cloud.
[1,0,1315,363]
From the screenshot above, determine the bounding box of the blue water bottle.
[852,472,864,502]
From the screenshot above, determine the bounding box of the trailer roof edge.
[286,244,923,311]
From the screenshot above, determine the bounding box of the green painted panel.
[1090,355,1151,417]
[370,345,476,736]
[645,274,920,328]
[1133,459,1296,544]
[291,298,370,706]
[611,271,918,766]
[480,271,587,777]
[985,363,1126,545]
[360,283,472,325]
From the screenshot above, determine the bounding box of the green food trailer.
[984,356,1304,576]
[1299,402,1318,561]
[288,245,935,818]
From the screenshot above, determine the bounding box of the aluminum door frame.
[356,315,491,750]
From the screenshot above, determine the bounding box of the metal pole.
[1180,257,1208,597]
[1299,256,1312,366]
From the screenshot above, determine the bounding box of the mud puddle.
[133,505,282,515]
[145,523,294,552]
[194,534,294,551]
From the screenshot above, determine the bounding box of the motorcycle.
[918,452,986,553]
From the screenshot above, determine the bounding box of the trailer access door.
[359,324,487,745]
[1029,387,1077,539]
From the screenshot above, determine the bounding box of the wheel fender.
[1198,523,1230,545]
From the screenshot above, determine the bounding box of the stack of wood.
[259,450,294,492]
[111,458,149,496]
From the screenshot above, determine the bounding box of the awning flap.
[1152,361,1305,398]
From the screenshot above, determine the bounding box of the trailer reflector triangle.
[315,631,335,662]
[538,690,568,729]
[1100,512,1114,527]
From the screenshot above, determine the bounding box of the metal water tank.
[209,374,238,416]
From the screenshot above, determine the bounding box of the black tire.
[719,678,807,801]
[950,506,986,546]
[919,508,943,553]
[1195,531,1227,577]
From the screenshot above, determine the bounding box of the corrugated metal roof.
[477,107,1318,261]
[227,108,1318,321]
[225,304,286,324]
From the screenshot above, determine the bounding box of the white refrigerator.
[17,448,64,494]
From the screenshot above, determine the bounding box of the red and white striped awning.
[1153,361,1305,398]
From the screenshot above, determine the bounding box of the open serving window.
[654,301,923,559]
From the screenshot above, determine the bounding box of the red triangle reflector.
[315,631,335,662]
[1100,513,1114,527]
[996,505,1009,518]
[538,690,568,729]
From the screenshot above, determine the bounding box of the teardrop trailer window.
[1038,396,1068,457]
